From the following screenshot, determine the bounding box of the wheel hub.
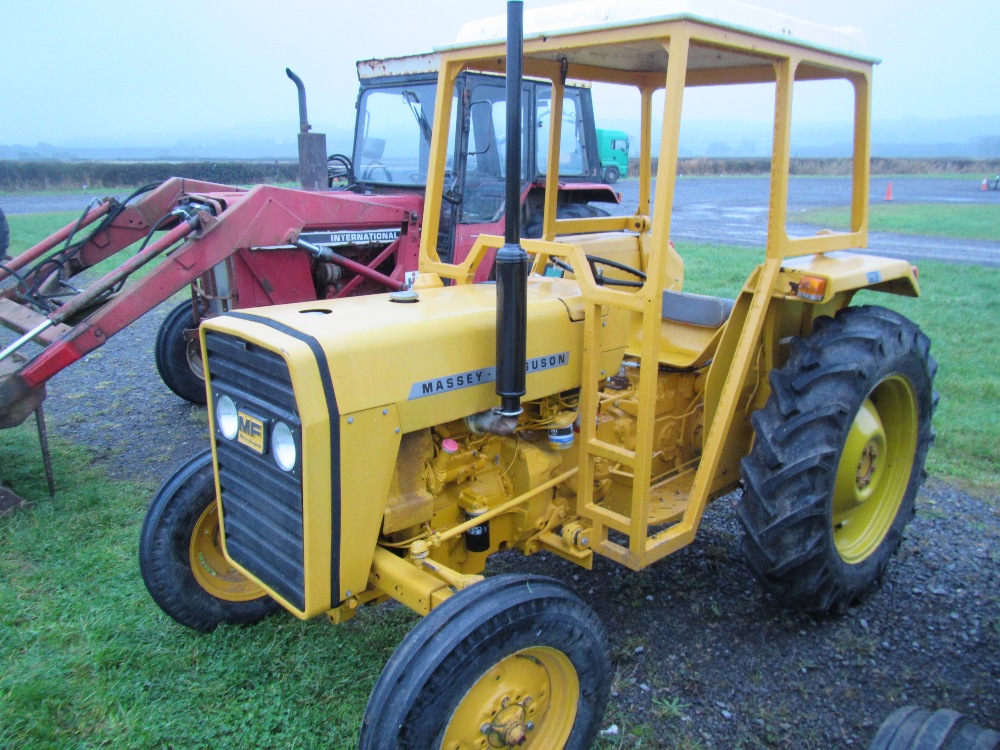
[441,646,578,749]
[481,697,534,747]
[856,439,880,490]
[185,338,205,380]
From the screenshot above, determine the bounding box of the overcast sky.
[1,0,998,146]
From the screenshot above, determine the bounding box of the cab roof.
[441,0,878,80]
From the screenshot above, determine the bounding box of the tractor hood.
[200,275,626,435]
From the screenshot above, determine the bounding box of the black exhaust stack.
[494,0,529,419]
[286,68,329,191]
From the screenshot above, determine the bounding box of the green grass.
[5,210,175,289]
[795,203,1000,241]
[0,430,413,748]
[5,211,83,257]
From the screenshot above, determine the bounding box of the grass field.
[0,432,410,748]
[5,211,82,256]
[1,211,998,747]
[797,203,1000,241]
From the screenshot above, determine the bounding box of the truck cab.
[595,127,629,183]
[348,55,617,273]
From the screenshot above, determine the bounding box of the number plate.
[237,411,266,454]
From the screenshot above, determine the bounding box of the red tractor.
[0,54,617,445]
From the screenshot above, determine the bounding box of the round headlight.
[216,395,238,440]
[272,421,297,472]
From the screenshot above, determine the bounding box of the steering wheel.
[362,163,393,183]
[327,154,353,189]
[551,254,646,288]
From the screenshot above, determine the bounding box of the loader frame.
[0,64,614,438]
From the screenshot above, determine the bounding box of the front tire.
[359,575,611,750]
[739,306,936,613]
[603,166,620,184]
[155,301,207,405]
[139,450,280,631]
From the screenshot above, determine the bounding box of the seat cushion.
[661,289,735,328]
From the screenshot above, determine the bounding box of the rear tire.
[739,306,936,613]
[523,202,610,239]
[139,450,280,632]
[359,575,611,750]
[869,706,1000,750]
[155,301,207,405]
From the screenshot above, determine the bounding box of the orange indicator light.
[797,275,827,301]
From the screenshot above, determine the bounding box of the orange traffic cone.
[884,182,893,201]
[982,178,989,191]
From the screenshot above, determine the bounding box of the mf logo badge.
[237,411,266,454]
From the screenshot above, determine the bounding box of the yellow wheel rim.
[441,646,579,749]
[189,502,265,601]
[832,375,918,564]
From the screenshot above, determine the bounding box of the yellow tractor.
[139,1,936,746]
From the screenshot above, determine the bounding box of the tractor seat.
[661,289,734,328]
[626,289,735,369]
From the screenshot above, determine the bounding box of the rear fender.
[773,251,919,306]
[702,250,919,493]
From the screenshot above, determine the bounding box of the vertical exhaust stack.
[286,68,329,191]
[494,0,529,421]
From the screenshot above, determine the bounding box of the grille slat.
[206,335,296,411]
[206,330,306,611]
[222,516,304,577]
[219,467,301,537]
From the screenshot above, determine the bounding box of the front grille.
[205,331,306,611]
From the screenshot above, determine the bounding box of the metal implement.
[0,53,616,473]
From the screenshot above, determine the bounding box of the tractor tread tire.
[359,574,611,750]
[869,706,1000,750]
[155,301,207,405]
[139,449,279,632]
[523,202,610,239]
[739,305,936,613]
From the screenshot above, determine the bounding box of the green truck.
[596,127,629,183]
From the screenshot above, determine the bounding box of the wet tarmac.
[603,175,1000,266]
[2,175,998,264]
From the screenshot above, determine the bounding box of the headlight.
[271,421,297,472]
[216,395,238,440]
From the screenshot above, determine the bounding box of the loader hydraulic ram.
[141,1,936,747]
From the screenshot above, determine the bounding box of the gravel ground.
[15,297,997,749]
